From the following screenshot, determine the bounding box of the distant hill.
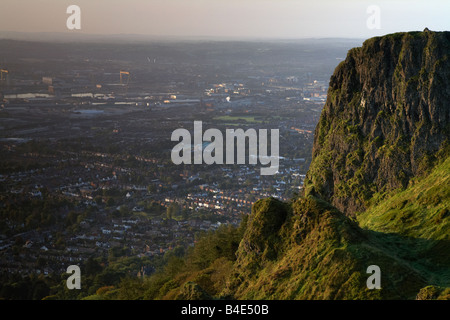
[0,30,364,44]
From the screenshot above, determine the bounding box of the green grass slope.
[357,155,450,291]
[358,156,450,241]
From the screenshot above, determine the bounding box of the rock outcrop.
[305,30,450,215]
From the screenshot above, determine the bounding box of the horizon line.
[0,30,374,43]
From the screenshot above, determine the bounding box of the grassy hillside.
[224,192,450,300]
[357,156,450,290]
[358,156,450,241]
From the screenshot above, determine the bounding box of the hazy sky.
[0,0,449,39]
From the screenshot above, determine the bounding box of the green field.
[213,115,263,123]
[213,115,287,124]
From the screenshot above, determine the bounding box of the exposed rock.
[305,31,450,216]
[416,285,450,300]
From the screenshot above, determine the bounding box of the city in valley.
[0,38,359,285]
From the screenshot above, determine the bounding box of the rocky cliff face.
[305,30,450,215]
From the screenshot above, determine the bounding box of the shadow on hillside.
[363,228,450,288]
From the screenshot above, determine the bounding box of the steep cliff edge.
[225,30,450,299]
[305,30,450,216]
